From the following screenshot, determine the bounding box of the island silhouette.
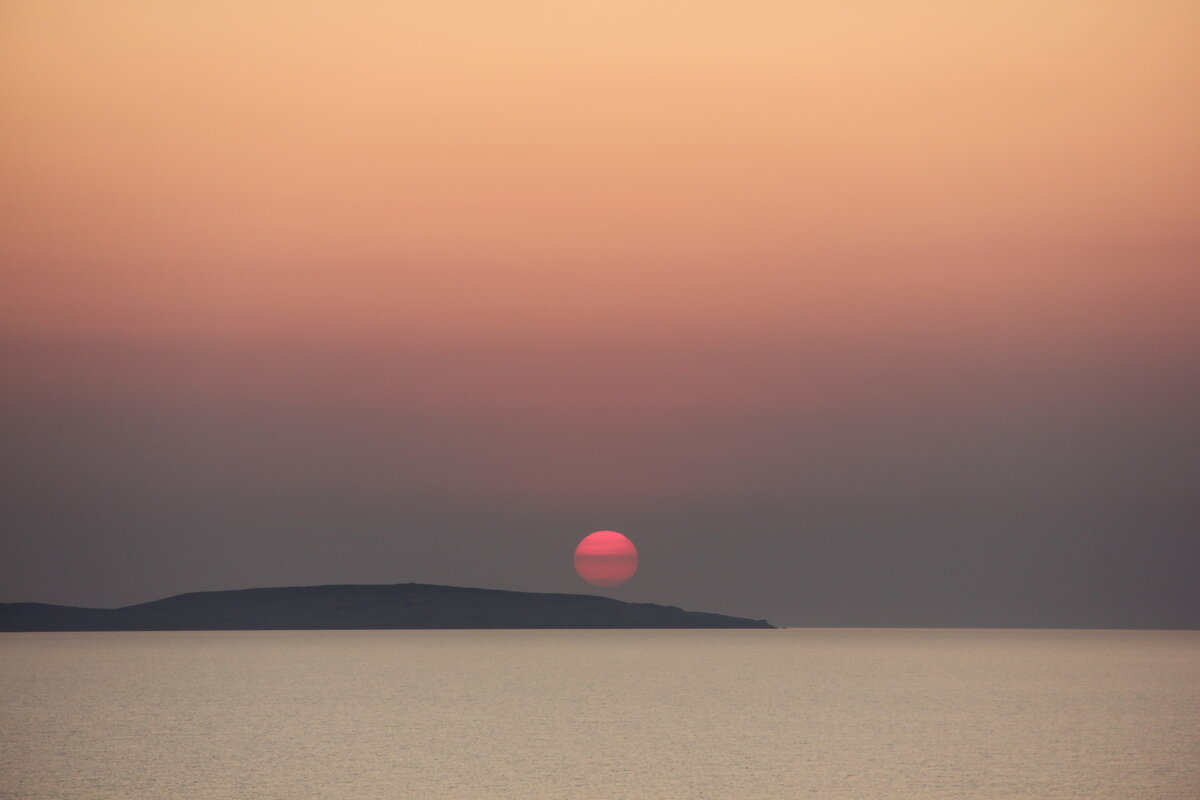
[0,583,773,631]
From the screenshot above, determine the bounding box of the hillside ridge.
[0,582,774,631]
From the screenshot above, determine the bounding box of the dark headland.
[0,583,773,631]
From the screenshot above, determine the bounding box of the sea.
[1,629,1197,799]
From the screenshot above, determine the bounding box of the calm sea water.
[2,629,1197,799]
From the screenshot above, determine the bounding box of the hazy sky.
[3,1,1197,626]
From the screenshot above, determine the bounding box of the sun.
[574,530,638,587]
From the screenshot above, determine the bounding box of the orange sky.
[3,0,1197,354]
[2,2,1199,618]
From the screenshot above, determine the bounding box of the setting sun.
[574,531,638,588]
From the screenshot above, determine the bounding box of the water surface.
[2,629,1197,798]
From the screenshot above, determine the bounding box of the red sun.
[574,530,638,587]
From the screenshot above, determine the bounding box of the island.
[0,583,774,631]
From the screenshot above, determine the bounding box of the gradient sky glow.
[2,1,1198,626]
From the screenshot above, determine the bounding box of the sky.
[2,0,1198,627]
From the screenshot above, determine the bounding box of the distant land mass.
[0,583,773,631]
